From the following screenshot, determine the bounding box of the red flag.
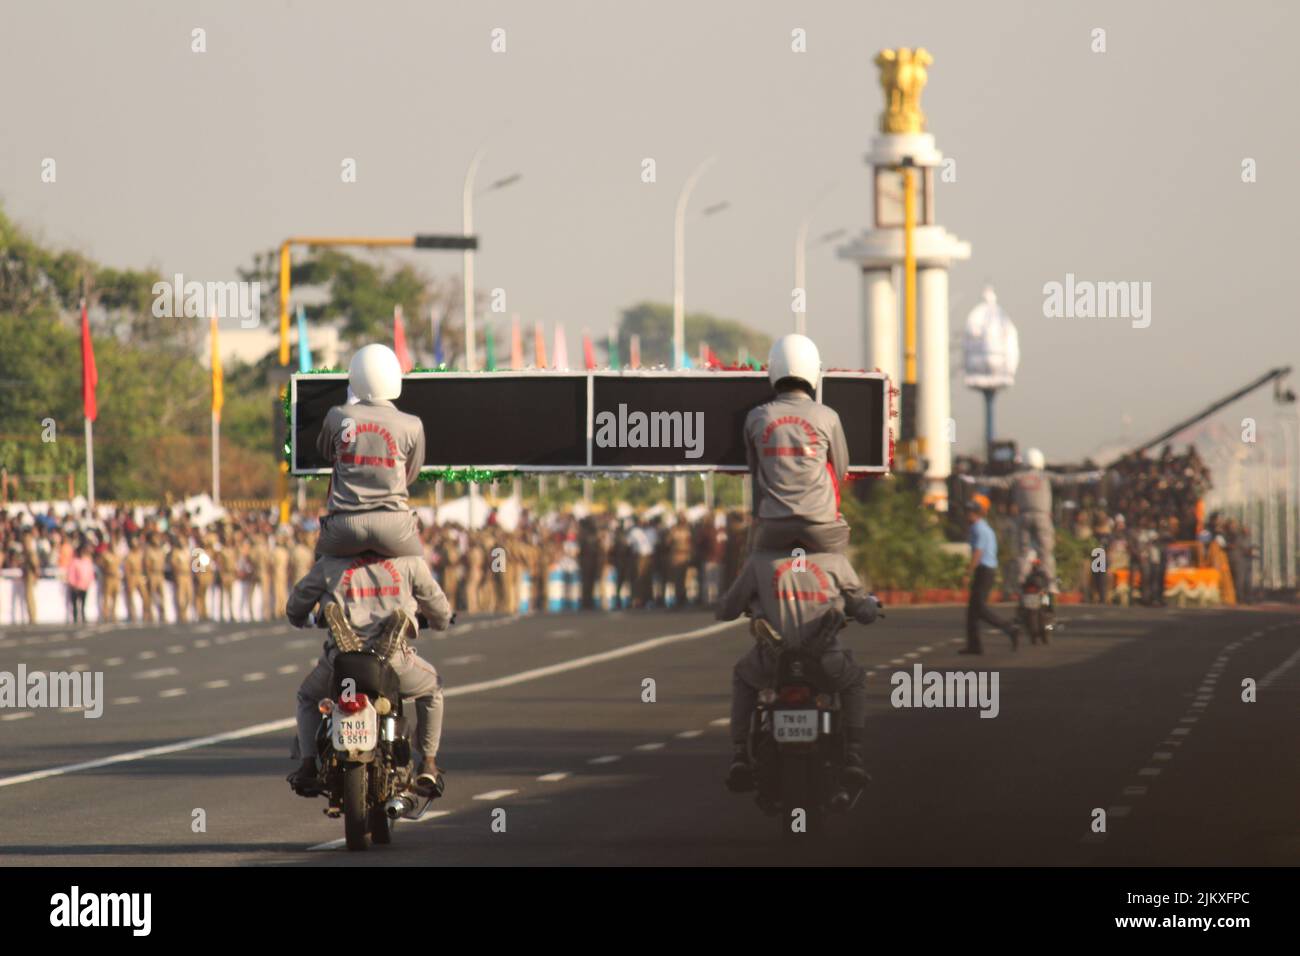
[703,345,723,369]
[80,298,98,422]
[582,330,597,370]
[393,305,413,372]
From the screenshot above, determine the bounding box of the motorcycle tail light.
[337,693,370,714]
[814,693,832,709]
[317,698,334,715]
[757,688,777,705]
[777,685,812,707]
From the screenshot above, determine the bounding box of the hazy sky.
[2,0,1297,462]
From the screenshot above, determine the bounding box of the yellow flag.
[210,313,224,420]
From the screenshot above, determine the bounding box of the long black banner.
[290,370,890,475]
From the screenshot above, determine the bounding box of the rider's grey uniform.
[716,549,876,748]
[315,399,426,558]
[744,391,851,554]
[288,553,451,762]
[977,468,1058,589]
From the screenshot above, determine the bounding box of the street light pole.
[463,145,486,372]
[673,157,717,511]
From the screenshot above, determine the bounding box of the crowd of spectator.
[0,502,757,625]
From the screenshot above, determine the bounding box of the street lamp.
[794,225,846,335]
[462,146,521,371]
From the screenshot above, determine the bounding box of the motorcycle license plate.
[332,704,378,752]
[773,709,819,742]
[1021,593,1042,609]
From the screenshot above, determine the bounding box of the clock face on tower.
[874,166,930,228]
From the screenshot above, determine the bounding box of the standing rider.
[745,334,851,555]
[315,344,426,559]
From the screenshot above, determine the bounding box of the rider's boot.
[372,610,415,661]
[287,757,322,796]
[842,729,870,790]
[415,757,445,798]
[323,602,364,653]
[725,746,754,793]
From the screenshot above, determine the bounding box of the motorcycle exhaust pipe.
[385,795,415,819]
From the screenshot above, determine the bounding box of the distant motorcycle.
[744,606,880,837]
[1017,560,1055,644]
[309,650,428,851]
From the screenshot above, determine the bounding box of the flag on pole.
[432,306,445,366]
[210,313,223,420]
[510,314,523,370]
[553,324,569,370]
[607,328,620,370]
[393,305,413,372]
[296,305,312,373]
[702,344,723,369]
[582,330,596,370]
[629,334,641,369]
[485,322,497,371]
[534,320,547,368]
[80,298,97,422]
[679,345,694,369]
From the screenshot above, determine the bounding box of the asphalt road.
[0,601,1296,866]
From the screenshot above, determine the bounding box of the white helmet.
[348,344,403,401]
[768,334,822,393]
[1025,447,1046,470]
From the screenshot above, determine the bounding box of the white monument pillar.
[863,266,899,386]
[837,48,970,510]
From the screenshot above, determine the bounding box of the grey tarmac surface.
[0,603,1295,866]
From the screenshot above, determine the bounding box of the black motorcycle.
[310,650,427,851]
[1017,560,1055,644]
[744,606,879,837]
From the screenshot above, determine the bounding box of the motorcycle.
[310,649,428,851]
[744,604,880,837]
[1017,559,1055,644]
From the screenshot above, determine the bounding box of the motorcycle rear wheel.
[779,753,821,839]
[343,764,369,851]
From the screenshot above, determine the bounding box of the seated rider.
[286,550,452,797]
[316,343,426,559]
[745,334,851,555]
[716,548,880,792]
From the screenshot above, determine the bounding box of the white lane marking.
[675,730,704,739]
[193,639,211,649]
[588,755,621,765]
[1260,647,1300,688]
[1138,768,1161,777]
[202,679,230,689]
[904,652,920,659]
[473,789,518,801]
[890,658,907,665]
[166,645,186,655]
[1170,727,1191,735]
[1123,785,1148,796]
[284,638,315,649]
[1108,805,1132,818]
[950,638,963,645]
[1,712,33,722]
[112,697,141,705]
[104,657,125,667]
[45,648,86,659]
[137,651,157,660]
[708,718,729,727]
[159,688,187,698]
[133,667,180,680]
[537,772,570,782]
[1153,752,1173,760]
[442,620,741,699]
[546,628,580,638]
[0,718,296,789]
[276,664,299,675]
[442,654,486,666]
[634,742,665,751]
[242,672,266,682]
[0,619,744,790]
[1179,716,1199,724]
[917,645,933,653]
